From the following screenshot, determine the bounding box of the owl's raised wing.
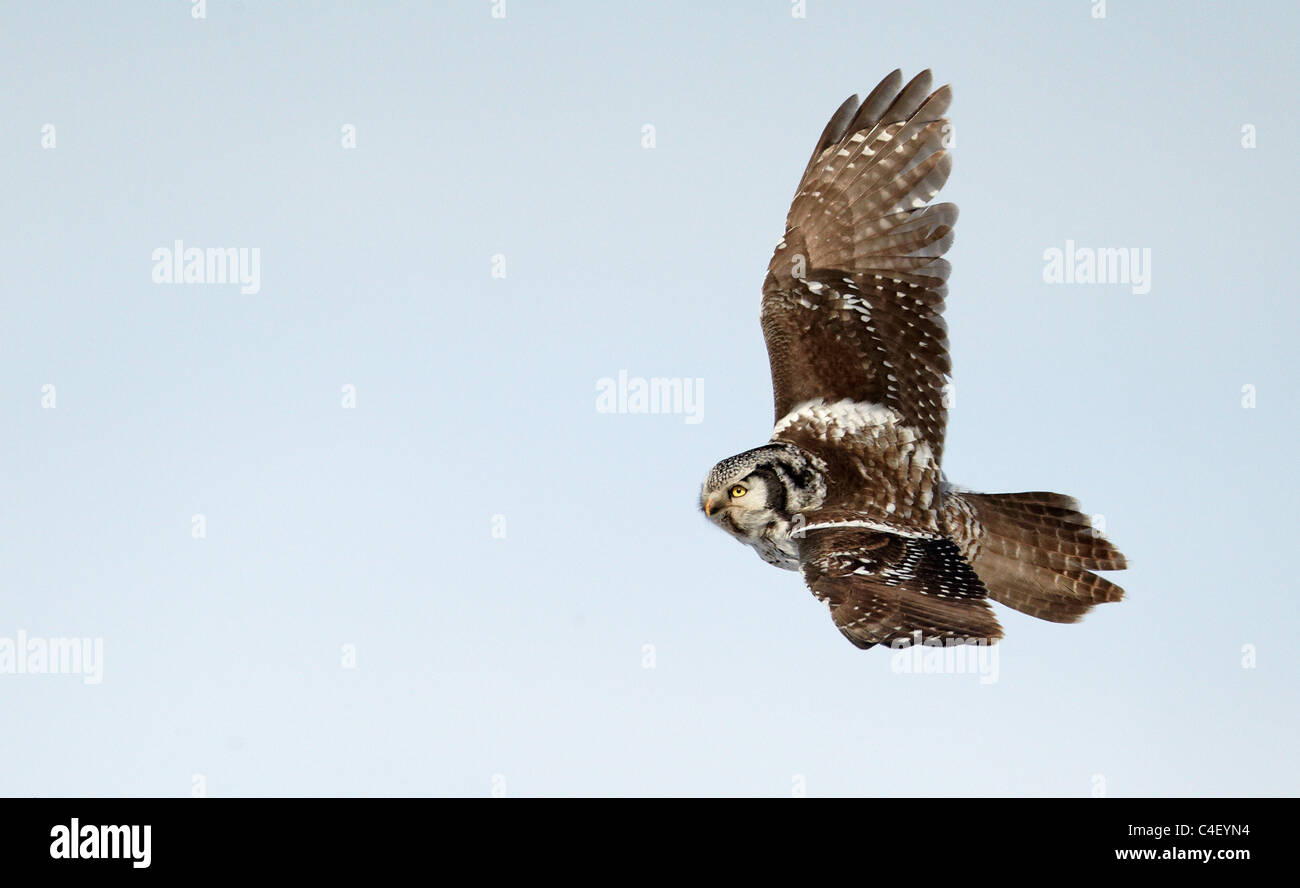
[797,522,1002,649]
[762,70,956,464]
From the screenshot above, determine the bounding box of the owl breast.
[751,518,802,571]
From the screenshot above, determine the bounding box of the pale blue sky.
[1,1,1296,796]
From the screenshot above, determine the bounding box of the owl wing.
[797,520,1002,649]
[761,70,956,464]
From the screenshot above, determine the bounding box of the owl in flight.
[700,70,1127,649]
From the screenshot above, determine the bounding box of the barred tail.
[944,491,1127,624]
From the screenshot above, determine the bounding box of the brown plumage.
[701,70,1127,649]
[801,527,1002,649]
[763,69,955,462]
[943,491,1127,624]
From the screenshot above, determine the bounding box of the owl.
[700,70,1127,649]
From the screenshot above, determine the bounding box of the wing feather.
[799,525,1002,649]
[763,71,957,463]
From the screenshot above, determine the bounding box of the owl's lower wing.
[798,523,1002,649]
[762,70,955,463]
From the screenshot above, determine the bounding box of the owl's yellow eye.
[730,485,747,498]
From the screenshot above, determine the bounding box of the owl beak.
[703,492,726,517]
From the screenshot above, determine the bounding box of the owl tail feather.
[947,491,1127,624]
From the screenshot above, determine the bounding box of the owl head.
[700,443,826,543]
